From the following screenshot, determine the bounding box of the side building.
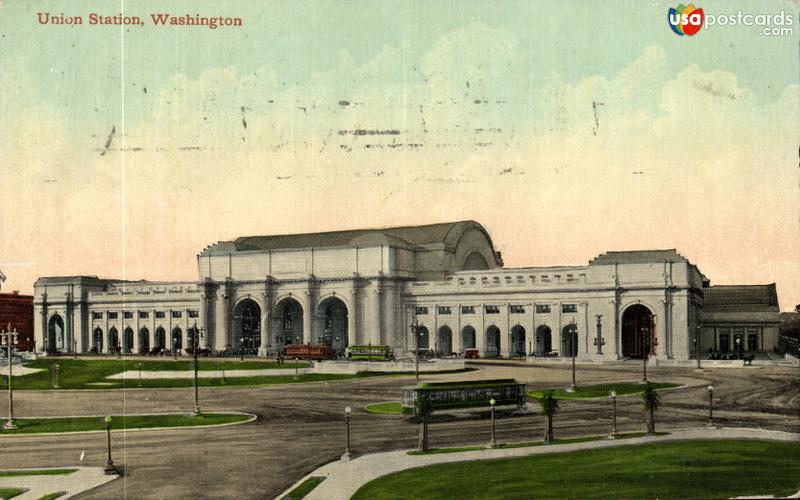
[33,221,783,362]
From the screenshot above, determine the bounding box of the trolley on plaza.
[402,379,527,417]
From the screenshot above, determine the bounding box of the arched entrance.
[154,327,166,351]
[234,299,261,356]
[139,327,150,354]
[123,327,134,353]
[437,326,453,356]
[93,328,103,353]
[485,326,501,357]
[535,325,552,356]
[415,326,430,352]
[273,298,303,348]
[108,327,119,354]
[461,326,476,351]
[172,327,183,354]
[511,325,526,357]
[562,323,578,357]
[315,297,348,356]
[47,315,64,354]
[622,304,654,359]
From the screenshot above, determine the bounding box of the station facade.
[33,221,781,361]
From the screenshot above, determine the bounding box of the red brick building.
[0,292,34,351]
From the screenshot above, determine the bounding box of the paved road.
[2,362,798,499]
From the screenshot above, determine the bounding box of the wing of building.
[33,220,782,361]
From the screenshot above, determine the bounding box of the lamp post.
[642,324,649,383]
[342,406,352,461]
[73,337,78,359]
[608,390,617,439]
[103,415,120,475]
[1,325,18,430]
[411,319,420,383]
[191,323,204,416]
[707,385,715,428]
[489,398,497,448]
[173,335,178,360]
[594,315,604,355]
[240,338,245,362]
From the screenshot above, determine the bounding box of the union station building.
[33,221,782,361]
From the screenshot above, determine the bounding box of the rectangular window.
[138,311,149,319]
[415,307,428,316]
[461,305,475,314]
[509,305,525,314]
[562,304,578,313]
[535,304,551,314]
[172,311,182,319]
[123,312,133,319]
[188,310,199,318]
[437,306,451,315]
[92,312,103,320]
[485,305,500,314]
[155,311,166,319]
[108,312,118,319]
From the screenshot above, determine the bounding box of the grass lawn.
[37,493,66,500]
[354,440,800,500]
[364,402,407,414]
[0,413,249,435]
[528,382,681,400]
[0,359,394,390]
[0,470,75,477]
[280,477,325,500]
[0,488,26,499]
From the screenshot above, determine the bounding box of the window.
[138,311,149,319]
[92,312,103,320]
[172,311,182,319]
[123,312,133,319]
[509,305,525,314]
[536,304,551,314]
[155,311,165,319]
[108,312,118,319]
[562,304,578,313]
[485,305,500,314]
[188,310,199,318]
[461,305,475,314]
[437,306,451,315]
[415,307,428,315]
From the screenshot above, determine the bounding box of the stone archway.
[562,323,578,357]
[622,304,654,359]
[415,326,430,352]
[535,325,552,356]
[485,326,501,357]
[315,296,348,356]
[437,326,453,356]
[108,327,120,354]
[123,327,134,353]
[172,327,183,354]
[511,325,526,357]
[92,327,103,354]
[47,314,64,354]
[139,327,150,354]
[154,327,166,351]
[273,297,303,347]
[233,298,261,355]
[461,326,476,351]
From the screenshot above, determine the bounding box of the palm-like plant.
[642,383,661,435]
[539,390,560,443]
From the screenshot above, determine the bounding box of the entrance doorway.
[510,325,526,357]
[535,325,552,356]
[621,305,654,359]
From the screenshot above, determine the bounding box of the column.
[348,283,358,347]
[383,281,397,348]
[303,279,316,344]
[259,282,272,356]
[612,296,621,358]
[476,304,486,355]
[132,314,140,354]
[214,285,230,352]
[367,279,382,345]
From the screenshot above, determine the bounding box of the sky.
[0,0,798,309]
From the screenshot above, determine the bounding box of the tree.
[539,390,560,443]
[642,383,661,435]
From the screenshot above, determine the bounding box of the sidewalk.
[0,466,119,499]
[278,427,800,500]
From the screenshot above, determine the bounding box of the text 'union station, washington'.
[33,221,781,362]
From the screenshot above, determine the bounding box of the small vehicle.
[346,345,392,361]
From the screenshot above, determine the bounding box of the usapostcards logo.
[668,4,704,36]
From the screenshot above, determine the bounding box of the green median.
[0,413,250,435]
[527,382,680,400]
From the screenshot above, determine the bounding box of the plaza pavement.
[0,361,797,498]
[280,427,800,500]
